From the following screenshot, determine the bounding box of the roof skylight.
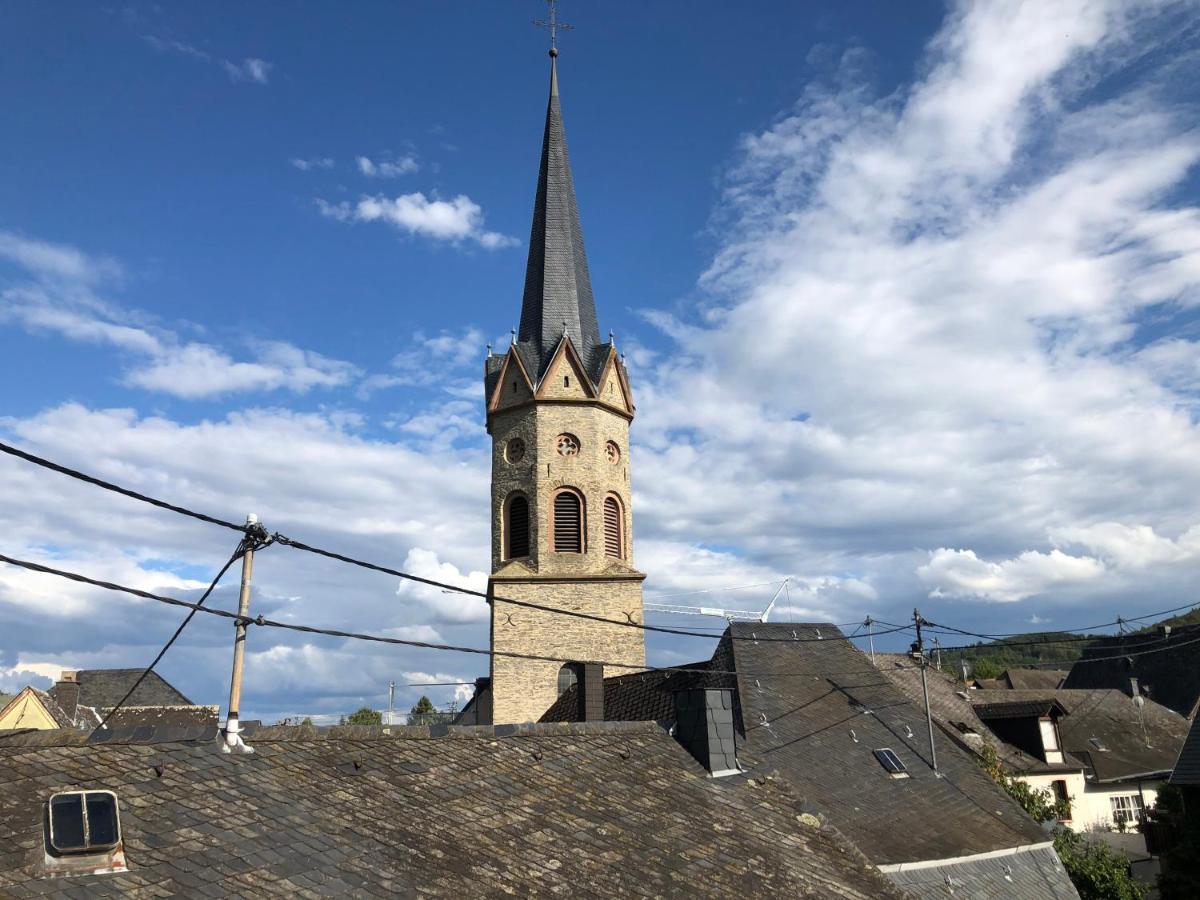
[873,748,910,778]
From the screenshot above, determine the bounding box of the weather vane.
[533,0,573,57]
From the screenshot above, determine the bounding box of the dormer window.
[873,748,910,778]
[48,791,120,854]
[1038,717,1064,764]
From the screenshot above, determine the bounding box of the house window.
[47,791,121,854]
[603,495,623,559]
[1039,718,1063,764]
[1110,794,1143,826]
[557,663,581,696]
[873,748,909,778]
[504,495,530,559]
[1051,780,1071,820]
[552,489,584,553]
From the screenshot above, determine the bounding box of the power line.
[920,599,1200,640]
[92,536,254,734]
[0,439,248,534]
[0,438,899,647]
[271,532,913,646]
[0,552,925,680]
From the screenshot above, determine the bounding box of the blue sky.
[2,1,1199,721]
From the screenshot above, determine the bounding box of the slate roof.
[0,722,906,899]
[883,844,1077,900]
[541,626,1069,886]
[974,698,1069,721]
[1062,624,1200,718]
[1171,714,1200,786]
[515,56,604,381]
[875,655,1068,775]
[971,689,1190,783]
[49,669,192,710]
[539,659,724,723]
[1004,670,1069,691]
[724,624,1053,868]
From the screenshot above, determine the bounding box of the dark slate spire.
[517,53,602,379]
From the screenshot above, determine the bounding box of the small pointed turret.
[516,53,602,381]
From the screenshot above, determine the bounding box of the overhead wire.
[0,438,902,647]
[91,533,261,734]
[0,552,922,680]
[2,437,1192,656]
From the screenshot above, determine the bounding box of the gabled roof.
[542,628,1058,868]
[1004,669,1069,691]
[539,659,724,723]
[724,624,1051,868]
[875,655,1067,774]
[515,56,604,382]
[50,668,192,710]
[1171,714,1200,786]
[0,722,904,898]
[971,689,1190,783]
[974,698,1069,721]
[1062,624,1200,718]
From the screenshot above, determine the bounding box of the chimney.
[673,688,739,776]
[54,672,80,723]
[579,663,604,722]
[472,677,493,726]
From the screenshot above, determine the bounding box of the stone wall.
[489,578,645,724]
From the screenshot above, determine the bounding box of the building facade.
[483,52,645,724]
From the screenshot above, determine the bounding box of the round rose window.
[505,438,526,464]
[555,433,580,457]
[605,441,621,464]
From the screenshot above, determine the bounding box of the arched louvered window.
[557,663,581,696]
[505,494,529,559]
[603,495,624,559]
[552,489,584,553]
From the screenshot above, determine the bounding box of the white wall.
[1017,771,1164,832]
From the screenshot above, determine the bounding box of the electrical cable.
[0,552,924,680]
[0,438,901,647]
[270,532,913,646]
[0,439,248,534]
[91,533,260,734]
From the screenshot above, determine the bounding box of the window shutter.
[506,496,529,559]
[553,492,582,553]
[604,497,622,558]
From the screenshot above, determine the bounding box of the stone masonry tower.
[483,51,645,724]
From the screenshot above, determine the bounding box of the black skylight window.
[1088,737,1109,752]
[47,791,120,854]
[873,748,909,777]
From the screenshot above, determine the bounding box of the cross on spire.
[533,0,572,57]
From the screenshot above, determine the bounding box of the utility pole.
[865,616,876,665]
[221,514,260,754]
[933,636,943,672]
[912,608,939,775]
[388,680,396,725]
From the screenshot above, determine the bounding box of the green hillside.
[942,606,1200,681]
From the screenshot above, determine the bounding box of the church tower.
[483,48,645,724]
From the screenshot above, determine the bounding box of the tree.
[978,744,1144,899]
[344,707,382,726]
[1053,829,1146,900]
[978,743,1071,823]
[409,695,435,717]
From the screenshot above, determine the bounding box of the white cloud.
[140,32,273,86]
[918,548,1106,602]
[626,0,1200,620]
[0,231,361,399]
[357,155,419,178]
[223,57,272,85]
[1051,522,1200,569]
[394,548,489,624]
[124,341,360,399]
[318,193,518,249]
[291,157,335,171]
